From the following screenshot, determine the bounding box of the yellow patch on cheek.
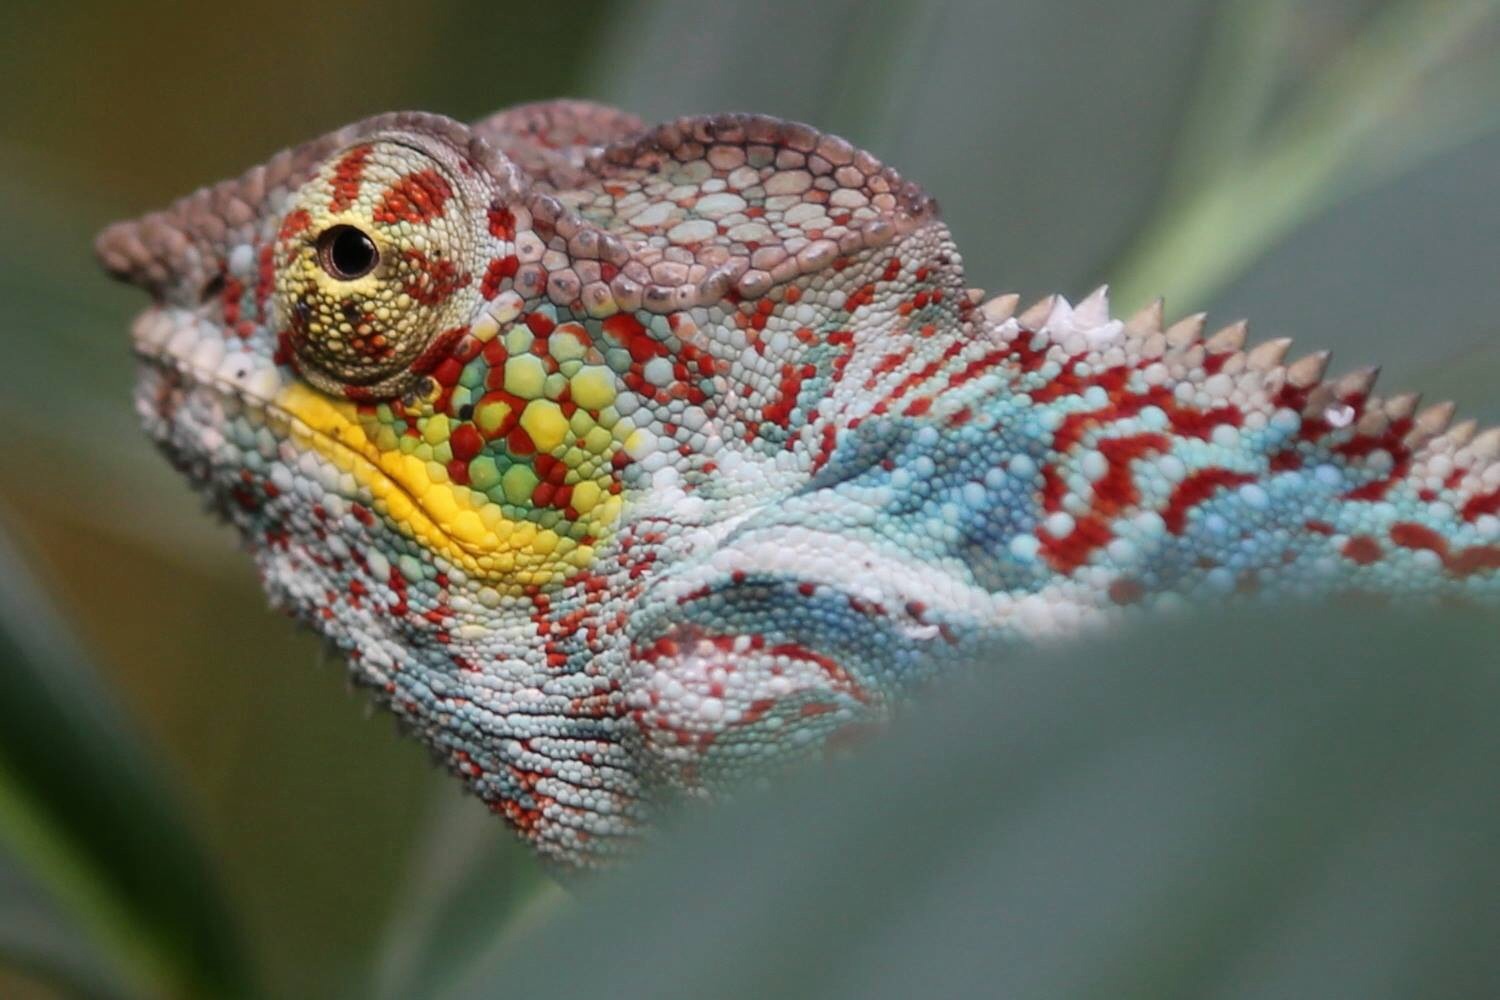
[274,382,621,590]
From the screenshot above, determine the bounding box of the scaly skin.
[96,101,1500,869]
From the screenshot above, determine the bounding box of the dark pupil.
[317,225,379,280]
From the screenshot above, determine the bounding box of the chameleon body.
[97,101,1500,868]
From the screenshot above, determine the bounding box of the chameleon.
[96,100,1500,869]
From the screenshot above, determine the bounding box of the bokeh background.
[3,1,1500,997]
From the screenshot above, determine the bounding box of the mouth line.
[131,338,494,567]
[128,304,616,590]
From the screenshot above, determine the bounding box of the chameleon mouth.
[128,307,610,591]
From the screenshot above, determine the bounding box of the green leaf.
[0,527,247,997]
[1206,127,1500,427]
[1110,0,1500,313]
[0,848,131,1000]
[366,789,551,1000]
[438,605,1500,999]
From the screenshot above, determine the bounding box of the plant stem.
[1110,0,1499,313]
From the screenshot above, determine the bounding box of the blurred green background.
[2,1,1500,997]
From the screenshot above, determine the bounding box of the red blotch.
[604,313,666,362]
[431,357,464,387]
[1390,522,1447,554]
[844,282,879,312]
[487,205,515,239]
[473,391,523,438]
[408,325,469,376]
[220,275,245,328]
[450,423,483,462]
[273,329,296,366]
[1091,434,1171,514]
[480,255,520,299]
[402,250,469,306]
[525,312,556,337]
[1446,545,1500,577]
[255,244,276,320]
[1341,535,1383,565]
[1038,514,1114,573]
[506,427,536,456]
[1162,469,1256,534]
[329,145,372,213]
[763,363,818,428]
[1388,521,1500,578]
[374,169,453,225]
[1462,489,1500,523]
[278,209,311,242]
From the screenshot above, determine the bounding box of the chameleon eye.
[317,225,379,280]
[273,138,479,399]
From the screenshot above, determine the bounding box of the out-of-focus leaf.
[0,848,128,1000]
[1206,128,1500,426]
[0,158,238,572]
[1110,0,1499,315]
[0,526,247,998]
[439,605,1500,999]
[367,788,551,1000]
[6,499,455,1000]
[585,0,1220,299]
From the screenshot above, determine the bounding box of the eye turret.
[273,139,477,398]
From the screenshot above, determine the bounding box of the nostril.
[200,272,226,303]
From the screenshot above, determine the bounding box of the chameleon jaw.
[128,306,616,592]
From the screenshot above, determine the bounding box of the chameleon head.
[96,113,667,862]
[95,115,630,604]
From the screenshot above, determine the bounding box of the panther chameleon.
[96,100,1500,869]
